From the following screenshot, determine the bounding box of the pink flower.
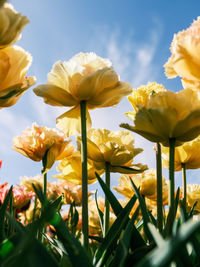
[0,183,34,209]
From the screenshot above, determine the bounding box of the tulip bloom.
[126,82,166,120]
[186,184,200,212]
[122,84,200,146]
[0,4,29,49]
[113,169,168,205]
[0,45,36,108]
[34,52,132,137]
[0,183,34,209]
[13,123,74,172]
[54,151,104,184]
[162,136,200,171]
[78,128,147,173]
[164,17,200,90]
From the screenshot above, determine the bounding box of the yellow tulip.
[34,52,132,137]
[77,128,147,173]
[0,45,36,107]
[76,197,116,236]
[164,17,200,90]
[122,84,200,146]
[113,169,168,205]
[13,123,74,171]
[162,136,200,171]
[186,184,200,212]
[126,82,166,120]
[0,3,29,49]
[54,151,104,184]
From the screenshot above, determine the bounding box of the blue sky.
[1,0,200,190]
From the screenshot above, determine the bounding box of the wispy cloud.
[88,20,163,168]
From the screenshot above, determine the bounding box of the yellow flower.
[34,52,132,137]
[164,17,200,90]
[162,136,200,171]
[20,174,46,192]
[13,123,74,171]
[126,82,166,120]
[122,84,200,146]
[77,128,147,173]
[20,175,84,205]
[76,197,116,236]
[50,180,87,206]
[0,3,29,49]
[186,184,200,212]
[0,45,36,107]
[54,151,104,184]
[113,169,168,205]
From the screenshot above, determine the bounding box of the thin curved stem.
[169,138,176,234]
[181,163,187,212]
[43,172,47,200]
[104,162,110,237]
[156,142,163,233]
[80,101,89,250]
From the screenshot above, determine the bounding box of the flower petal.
[88,81,132,108]
[0,50,10,84]
[33,84,77,106]
[56,105,92,137]
[173,109,200,141]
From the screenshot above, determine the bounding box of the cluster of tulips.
[1,1,200,266]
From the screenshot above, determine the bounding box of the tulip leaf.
[130,179,153,242]
[110,206,145,267]
[163,188,180,237]
[53,214,93,267]
[5,212,25,233]
[32,184,45,205]
[95,190,104,235]
[136,217,200,267]
[95,172,123,216]
[148,223,165,247]
[0,186,13,242]
[94,194,140,266]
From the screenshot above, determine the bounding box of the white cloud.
[88,21,163,169]
[0,108,32,154]
[29,92,66,128]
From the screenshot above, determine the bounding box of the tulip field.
[1,1,200,266]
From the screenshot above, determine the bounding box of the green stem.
[181,163,187,212]
[104,162,110,237]
[33,196,38,221]
[156,142,163,233]
[42,154,48,201]
[80,101,89,250]
[43,172,47,200]
[169,138,176,233]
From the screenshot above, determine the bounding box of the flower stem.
[156,142,163,233]
[80,101,89,251]
[181,163,187,212]
[43,172,47,200]
[169,138,176,234]
[42,154,48,200]
[104,162,110,237]
[33,196,38,221]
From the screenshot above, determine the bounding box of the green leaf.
[94,194,138,266]
[53,213,92,267]
[130,179,153,242]
[32,184,45,205]
[148,223,165,247]
[110,207,145,267]
[0,186,13,242]
[136,216,200,267]
[95,190,104,235]
[163,187,180,237]
[96,172,123,216]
